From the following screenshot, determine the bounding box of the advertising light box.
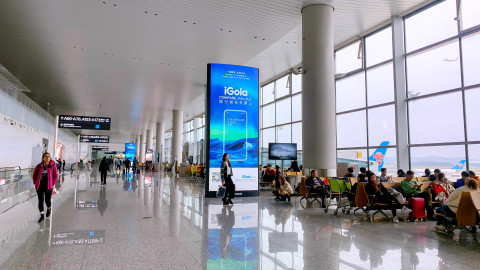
[125,143,136,162]
[80,135,110,143]
[206,63,259,197]
[58,115,111,130]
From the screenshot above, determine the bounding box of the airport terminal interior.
[1,0,480,269]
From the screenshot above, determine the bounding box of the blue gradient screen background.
[208,64,259,192]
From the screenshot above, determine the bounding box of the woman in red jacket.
[32,152,58,223]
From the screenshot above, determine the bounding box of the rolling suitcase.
[216,186,226,198]
[137,168,141,174]
[408,197,426,220]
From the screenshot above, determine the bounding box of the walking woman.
[221,153,235,205]
[32,152,58,223]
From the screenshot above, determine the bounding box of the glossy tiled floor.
[1,170,479,270]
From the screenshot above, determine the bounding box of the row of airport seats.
[297,176,480,236]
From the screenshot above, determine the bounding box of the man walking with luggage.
[401,170,435,220]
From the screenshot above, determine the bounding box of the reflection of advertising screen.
[55,143,64,160]
[125,143,136,162]
[52,230,105,246]
[207,203,258,269]
[144,176,151,187]
[206,63,259,196]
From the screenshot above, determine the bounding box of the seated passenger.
[273,177,294,201]
[468,170,480,182]
[359,167,367,176]
[434,178,479,232]
[348,174,367,203]
[401,170,435,220]
[454,171,470,189]
[431,173,454,203]
[422,168,431,178]
[433,168,442,180]
[344,167,355,178]
[263,164,275,182]
[306,170,328,207]
[397,169,406,177]
[289,160,300,172]
[365,173,402,223]
[377,168,393,183]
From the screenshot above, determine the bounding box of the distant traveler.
[32,152,58,223]
[434,178,479,232]
[377,168,393,182]
[221,153,235,205]
[133,157,139,175]
[124,158,131,173]
[401,170,435,220]
[62,160,66,171]
[344,167,355,178]
[289,160,300,172]
[306,170,329,207]
[454,171,470,189]
[99,157,110,186]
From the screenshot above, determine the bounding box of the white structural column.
[139,134,146,163]
[171,110,183,164]
[135,136,140,158]
[156,122,164,163]
[52,115,59,159]
[302,4,336,176]
[392,16,409,170]
[146,129,153,151]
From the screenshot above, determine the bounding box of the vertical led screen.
[206,63,259,197]
[125,143,136,162]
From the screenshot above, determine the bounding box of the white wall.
[0,89,78,168]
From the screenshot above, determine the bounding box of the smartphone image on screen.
[223,110,248,161]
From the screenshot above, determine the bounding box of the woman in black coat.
[221,153,235,205]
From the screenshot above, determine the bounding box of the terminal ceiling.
[0,0,432,142]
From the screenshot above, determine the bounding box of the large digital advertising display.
[125,143,136,162]
[206,63,259,197]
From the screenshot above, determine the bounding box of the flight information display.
[58,115,111,130]
[92,146,109,151]
[80,135,109,143]
[206,63,259,197]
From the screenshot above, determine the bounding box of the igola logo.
[224,86,248,96]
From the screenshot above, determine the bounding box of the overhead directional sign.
[58,115,111,130]
[80,135,109,143]
[92,146,109,151]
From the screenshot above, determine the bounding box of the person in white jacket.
[434,178,479,232]
[273,177,294,201]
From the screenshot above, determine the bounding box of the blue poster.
[125,143,136,162]
[207,64,259,194]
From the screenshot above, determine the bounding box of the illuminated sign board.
[206,63,259,197]
[80,135,110,143]
[92,146,109,151]
[58,115,111,130]
[125,143,136,162]
[145,149,153,162]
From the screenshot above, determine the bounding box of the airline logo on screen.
[224,86,248,96]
